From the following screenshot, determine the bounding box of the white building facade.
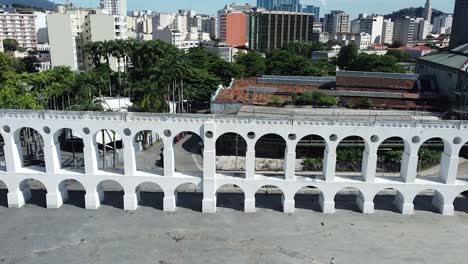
[382,19,394,44]
[433,15,453,35]
[0,12,37,50]
[100,0,127,16]
[47,8,127,71]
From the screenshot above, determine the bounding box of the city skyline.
[54,0,455,17]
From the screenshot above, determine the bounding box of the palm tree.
[84,41,103,68]
[101,40,113,68]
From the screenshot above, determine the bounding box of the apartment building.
[382,19,394,44]
[0,11,37,50]
[393,16,416,47]
[324,10,350,34]
[47,8,127,71]
[100,0,127,16]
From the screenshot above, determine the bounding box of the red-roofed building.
[394,45,434,58]
[211,71,447,113]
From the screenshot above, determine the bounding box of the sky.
[56,0,455,18]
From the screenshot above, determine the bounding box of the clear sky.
[56,0,455,18]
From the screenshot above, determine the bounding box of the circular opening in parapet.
[288,134,297,141]
[330,134,338,142]
[371,135,379,143]
[454,137,462,145]
[412,136,421,144]
[2,125,10,133]
[205,131,214,138]
[123,128,132,137]
[82,127,90,135]
[43,126,51,134]
[247,132,256,140]
[164,129,172,137]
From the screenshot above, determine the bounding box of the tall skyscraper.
[100,0,127,16]
[393,16,416,47]
[450,0,468,48]
[422,0,432,22]
[303,5,320,19]
[257,0,301,12]
[324,10,350,34]
[359,15,384,44]
[432,15,453,35]
[248,11,314,52]
[382,19,394,44]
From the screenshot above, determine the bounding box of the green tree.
[347,53,406,73]
[19,56,40,73]
[386,49,414,62]
[296,91,337,106]
[3,39,25,52]
[0,52,17,82]
[282,42,327,58]
[235,51,266,77]
[336,43,359,70]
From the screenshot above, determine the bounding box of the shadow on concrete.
[180,134,203,155]
[216,193,245,212]
[454,196,468,213]
[0,189,7,207]
[176,193,202,212]
[27,190,47,208]
[334,195,360,212]
[294,194,322,212]
[373,195,400,213]
[413,195,438,213]
[138,192,164,210]
[255,193,283,212]
[101,191,124,209]
[64,191,86,209]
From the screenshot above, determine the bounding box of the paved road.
[1,192,468,264]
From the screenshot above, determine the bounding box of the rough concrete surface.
[1,192,468,264]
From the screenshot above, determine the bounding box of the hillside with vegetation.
[0,0,55,10]
[384,7,448,23]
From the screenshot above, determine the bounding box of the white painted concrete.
[0,110,468,216]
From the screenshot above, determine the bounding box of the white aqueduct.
[1,110,468,215]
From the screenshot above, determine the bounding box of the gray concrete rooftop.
[236,105,441,121]
[1,192,468,264]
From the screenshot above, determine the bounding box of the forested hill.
[0,0,55,10]
[384,7,449,23]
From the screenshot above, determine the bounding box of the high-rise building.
[382,19,394,44]
[219,12,247,47]
[324,10,350,34]
[193,15,217,39]
[358,15,384,44]
[0,11,37,50]
[303,5,320,20]
[432,15,453,35]
[248,11,314,52]
[393,16,416,47]
[414,18,431,40]
[47,8,127,71]
[450,0,468,48]
[422,0,432,22]
[100,0,127,16]
[217,4,259,47]
[257,0,301,12]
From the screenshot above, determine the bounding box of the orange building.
[220,12,247,48]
